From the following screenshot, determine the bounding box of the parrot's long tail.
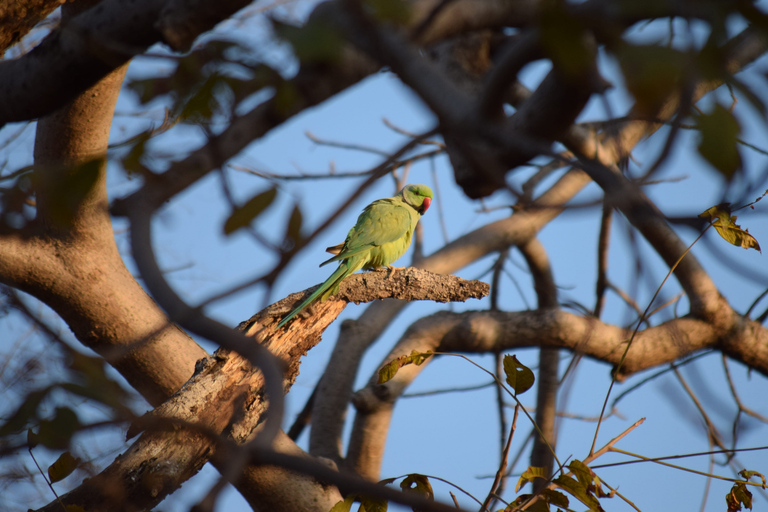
[277,263,350,328]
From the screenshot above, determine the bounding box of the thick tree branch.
[345,307,768,483]
[329,0,599,199]
[0,0,266,124]
[36,270,486,511]
[276,267,490,329]
[559,27,768,320]
[0,7,206,406]
[4,1,765,509]
[0,0,61,53]
[434,310,768,378]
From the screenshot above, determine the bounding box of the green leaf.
[179,72,226,122]
[509,494,549,512]
[697,103,742,179]
[48,451,81,483]
[329,496,356,512]
[223,188,278,235]
[699,203,761,252]
[121,132,151,176]
[273,18,344,64]
[0,389,49,436]
[616,44,684,117]
[516,466,547,492]
[365,0,412,24]
[568,459,593,488]
[553,474,604,512]
[284,203,303,247]
[65,353,131,413]
[540,3,594,79]
[27,428,40,448]
[400,473,434,501]
[37,407,80,450]
[542,488,569,509]
[502,355,535,395]
[377,351,433,384]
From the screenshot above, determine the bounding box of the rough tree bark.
[0,0,61,53]
[0,2,207,407]
[34,269,489,512]
[1,0,766,511]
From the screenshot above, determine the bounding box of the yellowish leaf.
[400,473,434,500]
[699,203,761,253]
[503,355,535,395]
[329,496,355,512]
[516,466,547,492]
[377,351,432,384]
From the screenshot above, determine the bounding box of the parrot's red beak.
[420,197,431,214]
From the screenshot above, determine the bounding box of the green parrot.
[277,184,433,328]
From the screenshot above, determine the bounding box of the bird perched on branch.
[277,184,433,328]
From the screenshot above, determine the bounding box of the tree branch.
[0,0,61,53]
[35,270,487,511]
[518,239,559,490]
[0,5,207,406]
[432,310,768,378]
[344,307,768,483]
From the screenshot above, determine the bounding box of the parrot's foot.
[386,265,405,278]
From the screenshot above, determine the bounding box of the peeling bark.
[0,0,60,53]
[34,270,489,511]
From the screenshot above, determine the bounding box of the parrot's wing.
[321,201,413,265]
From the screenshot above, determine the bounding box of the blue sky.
[2,2,768,511]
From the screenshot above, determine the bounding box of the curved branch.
[0,17,206,406]
[345,307,768,481]
[434,310,768,378]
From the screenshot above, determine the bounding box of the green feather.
[276,261,354,328]
[277,184,433,328]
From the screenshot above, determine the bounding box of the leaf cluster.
[127,40,279,125]
[727,469,767,512]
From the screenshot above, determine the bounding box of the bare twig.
[481,403,520,512]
